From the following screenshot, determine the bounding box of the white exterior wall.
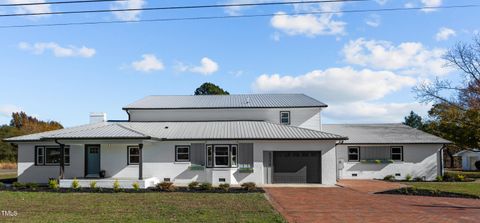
[459,152,480,171]
[17,140,337,186]
[128,107,322,130]
[336,144,443,181]
[17,143,85,183]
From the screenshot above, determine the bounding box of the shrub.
[199,182,213,191]
[26,182,39,190]
[132,182,140,191]
[383,175,395,181]
[436,175,443,182]
[405,174,413,181]
[12,182,25,189]
[48,179,59,190]
[71,178,80,190]
[218,183,230,192]
[90,181,97,190]
[188,181,199,190]
[455,174,465,182]
[0,182,5,189]
[157,181,175,192]
[113,179,121,192]
[241,182,256,191]
[414,177,424,182]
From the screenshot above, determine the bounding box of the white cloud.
[421,0,442,12]
[375,0,388,5]
[365,14,381,27]
[0,104,22,117]
[342,38,451,76]
[324,101,431,123]
[435,27,456,41]
[6,0,51,18]
[131,54,164,72]
[271,3,346,37]
[252,67,423,122]
[404,2,415,8]
[253,67,416,103]
[224,0,269,16]
[18,42,96,58]
[111,0,146,21]
[176,57,219,75]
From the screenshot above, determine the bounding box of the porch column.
[59,143,65,179]
[139,143,143,180]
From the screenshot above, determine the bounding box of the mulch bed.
[0,186,264,194]
[375,187,480,199]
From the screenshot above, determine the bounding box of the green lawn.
[446,170,480,179]
[405,181,480,197]
[0,170,16,181]
[0,191,284,222]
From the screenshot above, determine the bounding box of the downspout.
[335,140,344,182]
[54,139,66,180]
[440,144,447,177]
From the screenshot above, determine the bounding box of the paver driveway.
[265,180,480,223]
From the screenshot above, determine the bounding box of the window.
[280,111,290,125]
[231,145,238,167]
[391,146,403,161]
[128,146,140,165]
[175,145,190,162]
[35,146,70,166]
[214,145,230,167]
[348,147,359,162]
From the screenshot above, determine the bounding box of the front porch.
[59,177,160,189]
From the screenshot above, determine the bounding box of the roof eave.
[122,105,328,111]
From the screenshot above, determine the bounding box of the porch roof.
[4,121,347,142]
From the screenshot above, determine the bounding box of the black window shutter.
[190,143,206,166]
[238,143,254,167]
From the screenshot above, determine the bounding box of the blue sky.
[0,0,478,127]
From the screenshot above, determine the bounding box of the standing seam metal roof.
[123,94,328,110]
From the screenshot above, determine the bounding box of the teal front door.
[86,145,100,177]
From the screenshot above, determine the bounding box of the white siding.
[17,140,337,185]
[129,107,322,130]
[336,144,442,181]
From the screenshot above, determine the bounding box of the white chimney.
[90,112,107,124]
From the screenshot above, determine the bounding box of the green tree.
[403,111,424,130]
[0,112,63,162]
[194,82,230,95]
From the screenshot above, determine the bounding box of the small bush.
[71,178,80,190]
[188,181,199,190]
[26,182,39,190]
[157,181,175,192]
[241,182,256,191]
[90,181,97,190]
[48,179,59,190]
[218,183,230,192]
[405,174,413,181]
[132,182,140,191]
[199,182,213,191]
[113,179,121,192]
[12,182,25,189]
[383,175,395,181]
[436,175,443,182]
[455,174,465,182]
[414,177,424,182]
[0,182,5,189]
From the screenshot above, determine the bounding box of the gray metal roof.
[123,94,327,110]
[4,121,346,142]
[322,124,451,144]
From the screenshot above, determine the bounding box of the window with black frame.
[391,146,403,161]
[348,147,359,162]
[35,146,70,166]
[206,144,238,168]
[175,145,190,162]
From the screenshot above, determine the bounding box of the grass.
[445,170,480,179]
[405,181,480,197]
[0,169,16,181]
[0,192,284,222]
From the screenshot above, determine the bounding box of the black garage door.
[273,151,321,183]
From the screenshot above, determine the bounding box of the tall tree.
[0,112,63,162]
[403,111,424,130]
[194,82,230,95]
[414,35,480,167]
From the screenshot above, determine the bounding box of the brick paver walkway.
[265,180,480,223]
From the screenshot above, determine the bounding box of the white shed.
[454,150,480,171]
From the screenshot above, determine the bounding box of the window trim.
[347,146,360,162]
[127,146,140,165]
[206,144,239,168]
[230,145,238,168]
[175,145,191,162]
[35,145,70,166]
[390,146,404,161]
[214,145,230,167]
[280,111,291,125]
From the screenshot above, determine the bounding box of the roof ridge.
[116,123,151,138]
[263,121,348,139]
